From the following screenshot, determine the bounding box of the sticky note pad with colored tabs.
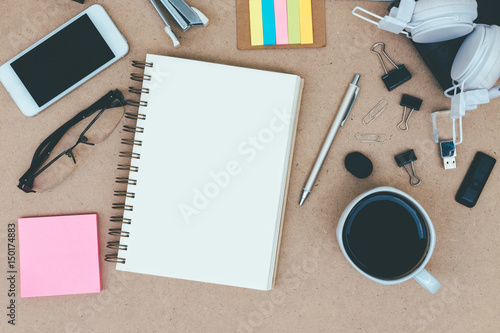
[299,0,313,44]
[249,0,264,46]
[237,0,326,50]
[18,214,101,297]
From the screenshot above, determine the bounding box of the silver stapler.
[149,0,209,48]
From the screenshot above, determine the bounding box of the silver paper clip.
[362,99,388,125]
[354,133,387,143]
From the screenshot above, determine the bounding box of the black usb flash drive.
[455,152,496,208]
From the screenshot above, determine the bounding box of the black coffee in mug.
[342,192,430,280]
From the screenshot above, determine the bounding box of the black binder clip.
[397,94,422,132]
[371,42,412,91]
[395,149,421,187]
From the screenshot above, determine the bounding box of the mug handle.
[413,268,441,294]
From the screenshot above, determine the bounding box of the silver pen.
[299,74,360,206]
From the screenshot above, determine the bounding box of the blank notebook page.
[117,55,302,290]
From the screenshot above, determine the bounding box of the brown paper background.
[1,1,499,332]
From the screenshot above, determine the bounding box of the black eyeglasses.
[18,90,126,193]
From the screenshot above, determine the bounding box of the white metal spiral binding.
[106,60,153,264]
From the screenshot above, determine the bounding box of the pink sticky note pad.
[18,214,101,297]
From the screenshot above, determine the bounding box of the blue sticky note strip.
[262,0,277,45]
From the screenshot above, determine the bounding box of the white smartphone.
[0,4,129,117]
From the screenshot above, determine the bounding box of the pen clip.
[150,0,181,47]
[341,86,360,126]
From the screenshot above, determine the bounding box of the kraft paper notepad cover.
[18,214,101,297]
[115,54,303,290]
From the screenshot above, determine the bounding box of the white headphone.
[353,0,500,125]
[447,24,500,120]
[353,0,478,43]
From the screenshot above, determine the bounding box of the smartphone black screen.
[11,14,115,107]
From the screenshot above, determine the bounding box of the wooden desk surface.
[1,1,499,332]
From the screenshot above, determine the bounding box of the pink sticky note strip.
[274,0,289,45]
[18,214,101,297]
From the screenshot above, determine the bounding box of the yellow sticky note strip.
[299,0,313,44]
[249,0,264,46]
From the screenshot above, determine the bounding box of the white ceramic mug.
[336,186,441,294]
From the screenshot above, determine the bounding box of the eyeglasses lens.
[31,99,125,192]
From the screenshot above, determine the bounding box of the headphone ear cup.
[452,25,500,90]
[475,25,500,89]
[408,0,478,43]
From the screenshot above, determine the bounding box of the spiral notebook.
[107,54,303,290]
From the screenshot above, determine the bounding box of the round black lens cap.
[345,152,373,179]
